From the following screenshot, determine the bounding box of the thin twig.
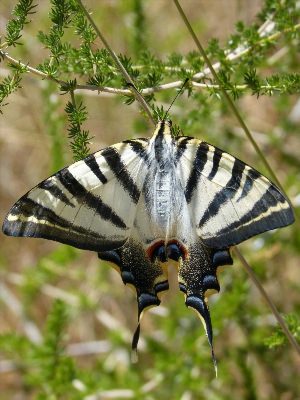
[233,247,300,355]
[76,0,155,124]
[0,50,64,85]
[173,0,286,194]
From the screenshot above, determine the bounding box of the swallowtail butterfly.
[2,120,294,370]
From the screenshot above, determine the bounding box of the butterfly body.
[3,120,294,368]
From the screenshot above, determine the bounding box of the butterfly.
[2,119,294,371]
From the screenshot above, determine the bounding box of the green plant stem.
[76,0,155,125]
[233,247,300,356]
[173,0,285,194]
[70,91,76,113]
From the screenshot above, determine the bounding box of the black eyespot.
[203,275,220,292]
[98,250,122,268]
[138,293,160,313]
[167,243,182,261]
[212,249,233,268]
[152,244,167,262]
[121,271,135,285]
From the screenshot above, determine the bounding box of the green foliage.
[244,69,300,96]
[4,0,37,47]
[0,301,80,399]
[264,313,300,348]
[244,68,261,97]
[258,0,300,30]
[0,0,299,398]
[1,0,299,156]
[152,104,166,122]
[0,69,22,112]
[65,93,92,161]
[30,300,76,397]
[20,245,79,306]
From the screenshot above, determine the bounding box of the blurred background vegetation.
[0,0,299,399]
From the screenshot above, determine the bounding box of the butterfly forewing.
[175,137,294,248]
[3,140,149,251]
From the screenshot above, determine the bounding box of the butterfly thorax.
[152,120,173,170]
[143,121,187,240]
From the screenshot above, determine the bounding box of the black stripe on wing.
[37,179,75,208]
[208,148,223,180]
[5,197,72,230]
[175,136,193,164]
[199,158,245,227]
[101,147,141,204]
[185,142,209,203]
[57,169,127,229]
[123,139,150,164]
[217,185,292,235]
[237,168,261,202]
[203,186,294,248]
[84,154,108,184]
[3,198,125,251]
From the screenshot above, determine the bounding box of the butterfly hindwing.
[176,137,294,249]
[2,139,150,252]
[99,239,169,312]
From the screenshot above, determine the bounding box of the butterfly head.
[152,119,173,142]
[157,118,172,128]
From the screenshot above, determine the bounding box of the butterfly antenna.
[163,78,189,121]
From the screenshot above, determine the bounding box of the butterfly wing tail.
[178,242,233,375]
[98,238,169,358]
[185,294,217,376]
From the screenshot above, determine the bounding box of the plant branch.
[0,50,64,85]
[1,22,299,100]
[76,0,155,124]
